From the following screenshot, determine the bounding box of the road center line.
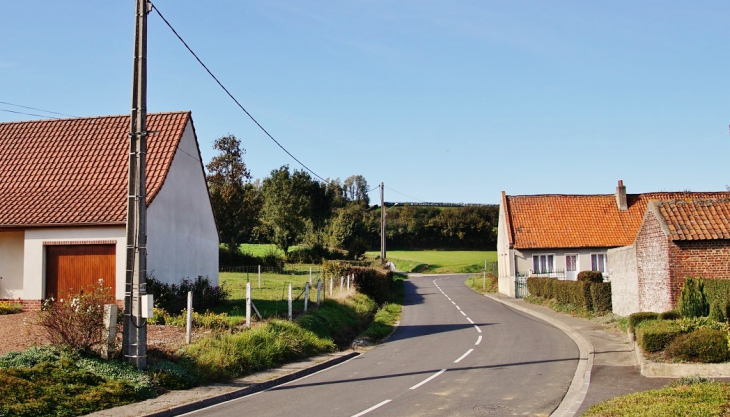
[476,335,482,345]
[474,325,482,333]
[454,349,474,363]
[460,311,467,316]
[456,306,461,310]
[410,369,447,390]
[466,317,474,324]
[351,399,392,417]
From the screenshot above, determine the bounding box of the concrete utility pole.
[380,182,386,264]
[123,0,150,370]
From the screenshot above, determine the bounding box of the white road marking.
[456,306,461,310]
[454,349,474,363]
[474,325,482,333]
[466,317,474,324]
[351,399,392,417]
[476,335,482,345]
[410,369,447,390]
[451,301,456,305]
[460,311,467,316]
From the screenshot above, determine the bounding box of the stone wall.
[608,244,639,316]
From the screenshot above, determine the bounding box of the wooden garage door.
[46,244,116,301]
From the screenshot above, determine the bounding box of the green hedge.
[591,283,612,313]
[526,277,611,313]
[665,328,730,363]
[578,271,604,283]
[702,279,730,317]
[628,312,659,333]
[636,320,685,353]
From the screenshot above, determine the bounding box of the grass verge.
[465,273,498,294]
[360,273,405,341]
[584,380,730,416]
[524,295,628,333]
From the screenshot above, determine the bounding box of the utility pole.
[380,182,386,264]
[123,0,150,370]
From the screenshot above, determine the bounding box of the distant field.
[365,250,497,274]
[234,243,303,257]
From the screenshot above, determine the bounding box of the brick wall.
[669,240,730,306]
[636,212,673,313]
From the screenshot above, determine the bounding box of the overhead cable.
[0,101,77,118]
[385,185,426,203]
[0,108,61,120]
[149,1,326,182]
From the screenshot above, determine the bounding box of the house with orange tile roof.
[0,111,219,310]
[497,181,729,305]
[610,198,730,315]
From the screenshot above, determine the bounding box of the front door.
[565,255,577,281]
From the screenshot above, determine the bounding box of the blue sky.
[3,1,729,204]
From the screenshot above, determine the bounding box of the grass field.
[235,243,301,257]
[213,264,356,322]
[366,250,497,273]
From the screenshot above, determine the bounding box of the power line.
[0,108,61,120]
[385,185,426,203]
[149,2,327,183]
[0,101,77,118]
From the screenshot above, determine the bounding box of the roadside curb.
[485,294,593,417]
[143,351,360,417]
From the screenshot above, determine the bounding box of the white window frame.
[590,253,607,274]
[532,254,555,275]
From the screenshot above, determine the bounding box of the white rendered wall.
[607,244,639,316]
[515,248,611,280]
[497,200,515,296]
[22,227,126,300]
[0,231,25,299]
[147,120,219,286]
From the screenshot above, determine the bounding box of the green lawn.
[365,250,497,273]
[214,264,354,321]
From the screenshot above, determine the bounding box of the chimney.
[616,180,627,211]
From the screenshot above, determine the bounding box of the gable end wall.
[636,211,672,312]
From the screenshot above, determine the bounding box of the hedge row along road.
[187,275,578,416]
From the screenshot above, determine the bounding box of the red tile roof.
[652,198,730,241]
[0,112,191,228]
[504,191,730,249]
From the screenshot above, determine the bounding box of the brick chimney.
[616,180,627,211]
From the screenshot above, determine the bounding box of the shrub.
[678,277,709,319]
[36,282,113,352]
[591,282,612,313]
[158,309,232,330]
[527,277,552,298]
[352,267,394,305]
[628,312,659,334]
[0,301,23,315]
[636,320,685,353]
[665,328,730,363]
[578,271,604,283]
[0,346,64,369]
[658,310,682,321]
[75,357,153,396]
[676,316,730,333]
[701,279,730,314]
[146,276,229,315]
[708,299,727,323]
[148,360,200,390]
[218,246,284,268]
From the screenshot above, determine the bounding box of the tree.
[206,135,255,251]
[260,166,312,254]
[343,175,370,205]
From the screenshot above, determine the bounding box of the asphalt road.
[185,274,578,417]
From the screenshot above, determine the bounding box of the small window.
[532,254,554,274]
[591,254,606,273]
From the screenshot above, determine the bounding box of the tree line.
[206,135,498,259]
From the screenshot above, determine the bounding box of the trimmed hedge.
[527,277,611,313]
[665,328,730,363]
[658,310,682,321]
[628,312,659,334]
[578,271,604,283]
[351,267,394,305]
[703,279,730,318]
[591,283,612,313]
[635,320,685,353]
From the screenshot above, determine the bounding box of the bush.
[0,346,64,369]
[578,271,604,283]
[148,361,200,390]
[659,310,682,321]
[146,276,229,315]
[591,282,612,313]
[352,267,394,305]
[286,245,345,264]
[629,312,659,334]
[527,277,553,298]
[702,279,730,316]
[0,301,23,315]
[155,309,232,330]
[35,283,113,352]
[636,320,685,353]
[708,299,727,323]
[218,246,284,268]
[665,328,730,363]
[678,277,709,319]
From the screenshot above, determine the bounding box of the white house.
[0,111,219,310]
[497,181,727,298]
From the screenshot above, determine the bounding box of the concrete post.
[317,279,322,307]
[288,283,293,321]
[258,265,261,289]
[101,304,118,360]
[304,282,310,313]
[246,282,252,328]
[185,291,192,344]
